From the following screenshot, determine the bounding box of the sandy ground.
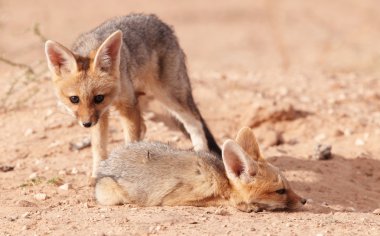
[1,0,380,235]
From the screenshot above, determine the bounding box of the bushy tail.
[200,116,221,157]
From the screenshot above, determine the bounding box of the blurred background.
[1,0,380,75]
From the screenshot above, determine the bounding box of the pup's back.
[96,142,229,206]
[72,14,179,62]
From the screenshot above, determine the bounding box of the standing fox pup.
[44,14,221,182]
[96,127,306,212]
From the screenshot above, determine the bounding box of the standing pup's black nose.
[301,198,307,205]
[83,122,92,128]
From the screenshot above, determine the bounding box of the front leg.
[90,111,109,185]
[235,202,261,213]
[116,103,145,143]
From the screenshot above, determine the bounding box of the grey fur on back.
[71,14,183,79]
[72,14,178,55]
[97,142,227,206]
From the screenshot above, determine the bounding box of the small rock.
[148,226,155,233]
[48,141,62,149]
[24,128,35,137]
[345,207,356,212]
[45,109,54,118]
[286,223,292,227]
[21,212,30,218]
[170,135,180,142]
[0,165,14,172]
[99,208,108,212]
[58,170,66,176]
[333,129,344,137]
[214,207,229,216]
[21,225,29,230]
[71,168,78,175]
[69,137,91,151]
[312,144,332,160]
[355,138,365,146]
[34,193,47,201]
[314,134,326,142]
[29,172,38,179]
[344,129,352,136]
[58,183,71,191]
[372,208,380,215]
[83,202,94,208]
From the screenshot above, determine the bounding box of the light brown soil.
[1,0,380,235]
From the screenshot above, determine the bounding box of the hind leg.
[152,84,215,152]
[162,96,208,151]
[151,51,221,155]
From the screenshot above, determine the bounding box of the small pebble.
[21,212,30,218]
[314,134,326,142]
[373,208,380,215]
[71,168,78,175]
[24,128,35,137]
[34,193,47,201]
[355,139,365,146]
[69,137,91,151]
[214,207,229,216]
[58,183,71,191]
[28,172,38,179]
[312,144,332,160]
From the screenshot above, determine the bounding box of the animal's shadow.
[267,154,380,213]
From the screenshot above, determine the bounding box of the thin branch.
[0,56,34,74]
[33,23,47,43]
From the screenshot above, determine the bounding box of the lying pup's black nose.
[301,198,307,205]
[83,122,92,128]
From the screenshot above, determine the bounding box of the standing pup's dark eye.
[94,95,104,104]
[69,96,80,104]
[275,189,286,194]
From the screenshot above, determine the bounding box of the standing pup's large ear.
[235,127,265,162]
[45,41,78,77]
[93,30,122,74]
[222,139,258,182]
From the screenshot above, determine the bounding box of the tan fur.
[95,177,128,205]
[95,127,306,212]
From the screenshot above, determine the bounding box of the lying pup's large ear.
[222,139,258,182]
[235,127,265,162]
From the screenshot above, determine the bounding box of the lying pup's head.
[222,127,306,212]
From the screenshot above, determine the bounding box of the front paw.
[236,203,261,213]
[88,177,97,187]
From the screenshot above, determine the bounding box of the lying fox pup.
[44,14,221,182]
[95,127,306,212]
